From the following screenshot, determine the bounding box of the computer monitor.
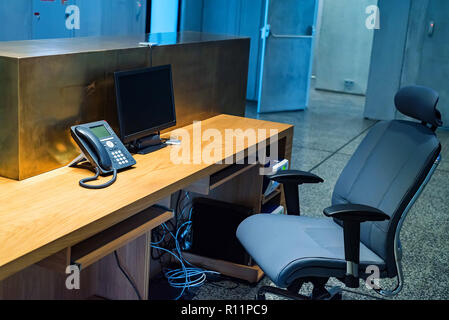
[114,65,176,153]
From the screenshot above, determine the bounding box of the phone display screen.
[90,125,111,139]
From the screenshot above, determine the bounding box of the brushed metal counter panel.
[0,57,19,180]
[17,48,151,180]
[0,32,250,180]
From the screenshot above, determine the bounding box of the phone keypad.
[111,150,130,166]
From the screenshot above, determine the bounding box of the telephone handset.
[75,126,113,172]
[70,120,136,189]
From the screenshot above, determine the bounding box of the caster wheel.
[256,293,266,300]
[329,292,343,300]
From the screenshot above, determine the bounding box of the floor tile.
[246,92,375,153]
[338,131,369,156]
[290,146,333,172]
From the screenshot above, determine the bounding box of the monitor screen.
[115,65,176,143]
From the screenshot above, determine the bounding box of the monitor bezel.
[114,65,177,144]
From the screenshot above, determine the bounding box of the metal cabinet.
[0,0,33,41]
[0,0,146,41]
[32,0,76,39]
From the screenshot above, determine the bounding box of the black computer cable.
[114,251,143,300]
[79,167,117,189]
[151,205,177,262]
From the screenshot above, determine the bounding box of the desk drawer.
[185,163,258,195]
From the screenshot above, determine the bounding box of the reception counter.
[0,31,250,180]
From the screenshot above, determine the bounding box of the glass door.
[257,0,319,113]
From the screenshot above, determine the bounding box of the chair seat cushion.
[237,214,386,288]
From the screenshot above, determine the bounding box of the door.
[257,0,319,113]
[415,0,449,127]
[32,0,76,39]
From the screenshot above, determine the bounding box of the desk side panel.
[0,57,19,180]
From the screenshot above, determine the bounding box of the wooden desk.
[0,114,293,299]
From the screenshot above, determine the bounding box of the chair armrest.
[269,170,324,185]
[323,204,389,288]
[269,170,324,216]
[323,204,390,222]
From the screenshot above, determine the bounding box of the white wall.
[315,0,377,95]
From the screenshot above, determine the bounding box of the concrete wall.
[364,0,449,125]
[315,0,377,95]
[401,0,449,126]
[400,0,429,88]
[364,0,411,120]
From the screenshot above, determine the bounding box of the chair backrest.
[332,86,442,277]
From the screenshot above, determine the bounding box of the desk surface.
[0,115,293,280]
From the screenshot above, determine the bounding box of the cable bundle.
[151,193,220,300]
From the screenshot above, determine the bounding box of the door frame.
[146,0,181,33]
[257,0,319,113]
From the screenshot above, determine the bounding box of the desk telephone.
[70,121,136,189]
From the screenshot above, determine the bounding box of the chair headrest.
[395,85,442,128]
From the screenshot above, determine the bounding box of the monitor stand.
[131,133,167,155]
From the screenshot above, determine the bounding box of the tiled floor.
[192,89,449,300]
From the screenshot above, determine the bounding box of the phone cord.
[79,167,117,189]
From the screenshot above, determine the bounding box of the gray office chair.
[237,86,442,300]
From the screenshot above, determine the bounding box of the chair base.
[257,285,343,300]
[256,278,343,300]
